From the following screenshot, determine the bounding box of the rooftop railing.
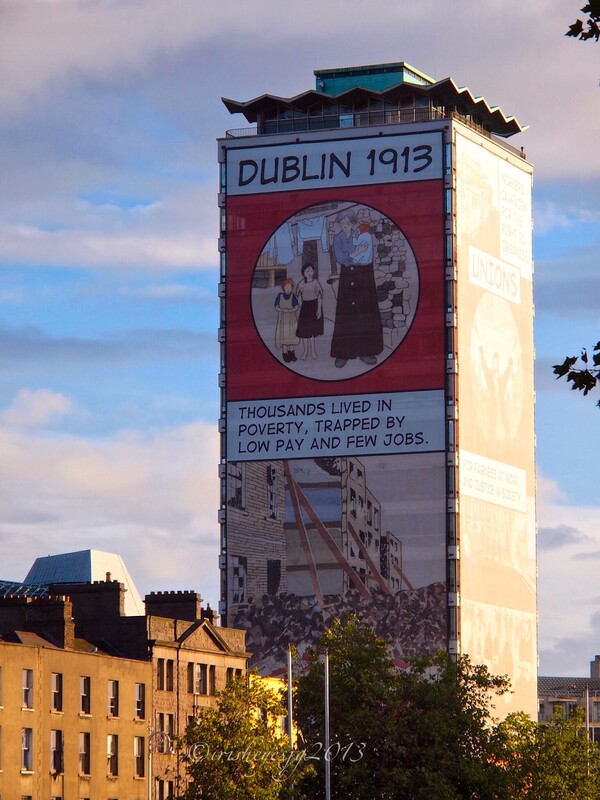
[225,107,446,138]
[224,108,526,157]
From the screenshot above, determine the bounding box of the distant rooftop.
[0,580,49,598]
[538,677,600,697]
[16,549,145,616]
[223,60,524,139]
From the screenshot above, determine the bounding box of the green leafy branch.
[553,341,600,406]
[566,1,600,40]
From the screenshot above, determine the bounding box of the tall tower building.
[218,62,536,715]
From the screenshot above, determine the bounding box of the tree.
[566,1,600,41]
[294,617,512,800]
[552,341,600,406]
[294,616,403,800]
[180,674,311,800]
[391,651,512,800]
[497,707,600,799]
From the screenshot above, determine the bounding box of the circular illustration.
[251,200,419,381]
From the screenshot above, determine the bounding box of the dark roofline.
[222,76,524,138]
[538,676,600,697]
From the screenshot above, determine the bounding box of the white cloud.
[0,388,73,429]
[121,283,214,303]
[0,185,218,269]
[0,417,221,603]
[534,200,600,237]
[537,473,600,675]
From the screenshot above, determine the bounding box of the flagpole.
[325,648,331,800]
[287,645,294,745]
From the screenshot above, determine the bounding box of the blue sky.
[0,0,598,676]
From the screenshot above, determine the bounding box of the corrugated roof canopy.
[222,77,524,137]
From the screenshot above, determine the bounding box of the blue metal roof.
[24,550,92,584]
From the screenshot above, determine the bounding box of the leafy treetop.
[566,1,600,40]
[552,341,600,407]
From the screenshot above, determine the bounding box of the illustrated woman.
[330,212,383,368]
[296,263,323,360]
[274,277,299,363]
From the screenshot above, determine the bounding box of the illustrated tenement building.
[218,60,537,715]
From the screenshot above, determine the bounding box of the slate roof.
[538,677,600,697]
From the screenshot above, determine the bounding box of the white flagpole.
[287,645,294,746]
[325,648,331,800]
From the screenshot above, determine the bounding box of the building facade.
[0,596,151,800]
[537,655,600,743]
[218,61,536,716]
[0,583,249,800]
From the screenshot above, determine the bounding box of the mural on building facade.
[222,130,447,675]
[226,451,446,674]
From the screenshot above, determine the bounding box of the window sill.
[20,769,35,775]
[107,774,119,780]
[79,713,92,718]
[21,706,35,712]
[50,709,64,715]
[79,773,91,780]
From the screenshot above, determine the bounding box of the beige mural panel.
[455,128,536,718]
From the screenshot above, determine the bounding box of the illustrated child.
[274,277,299,363]
[295,263,324,360]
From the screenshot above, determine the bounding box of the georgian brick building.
[0,580,248,800]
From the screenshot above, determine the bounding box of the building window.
[51,672,63,712]
[50,729,64,773]
[135,683,146,719]
[80,676,91,714]
[157,658,165,690]
[134,736,145,778]
[0,664,3,705]
[107,680,119,716]
[195,663,208,695]
[21,727,33,771]
[22,669,33,708]
[166,659,174,692]
[267,465,278,519]
[267,559,281,595]
[209,664,216,696]
[156,714,174,752]
[231,555,248,605]
[79,732,91,775]
[158,779,175,800]
[107,734,119,776]
[227,462,245,509]
[227,667,243,683]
